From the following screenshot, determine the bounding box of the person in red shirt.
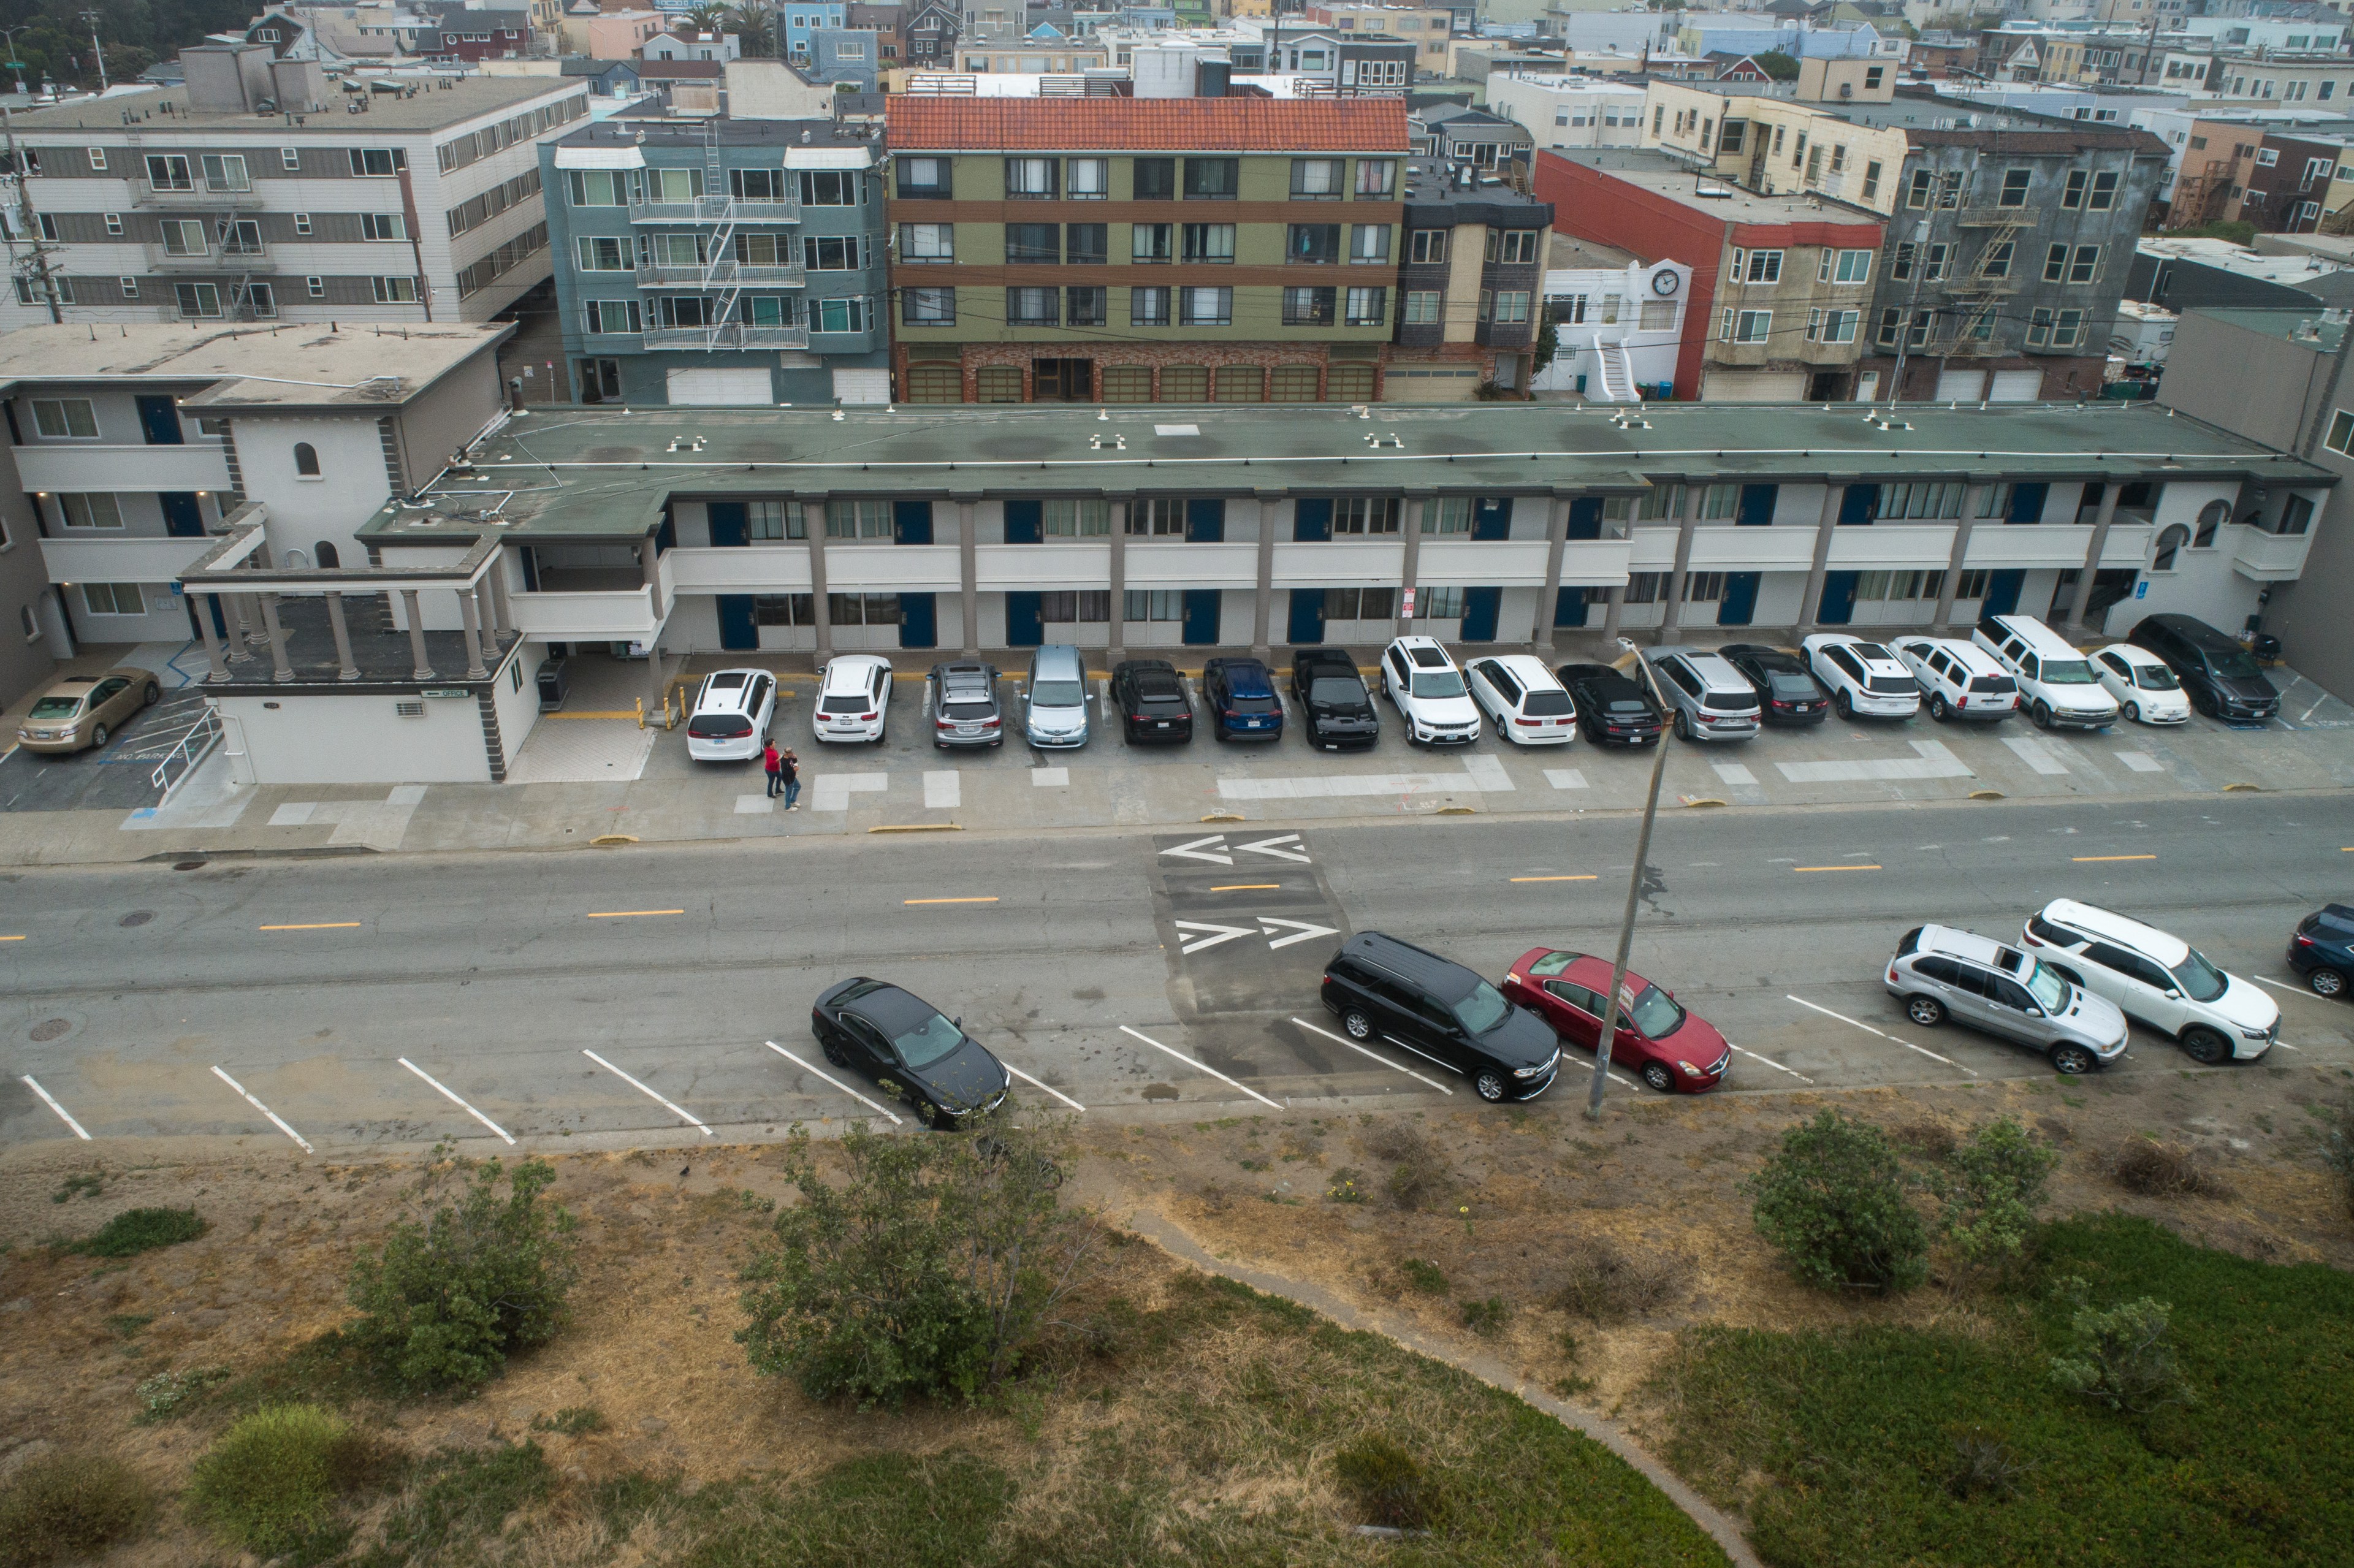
[763,740,784,799]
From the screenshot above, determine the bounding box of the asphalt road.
[5,791,2352,1154]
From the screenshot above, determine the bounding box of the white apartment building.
[1484,74,1648,152]
[0,44,587,329]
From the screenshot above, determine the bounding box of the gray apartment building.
[541,112,888,406]
[1388,156,1553,398]
[0,44,587,329]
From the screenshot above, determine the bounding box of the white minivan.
[2021,898,2279,1064]
[1972,614,2120,730]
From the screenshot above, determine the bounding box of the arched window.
[294,441,320,476]
[2151,523,2190,573]
[2193,499,2228,548]
[314,541,340,569]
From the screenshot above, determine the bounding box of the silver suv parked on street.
[1886,924,2128,1075]
[1641,646,1761,743]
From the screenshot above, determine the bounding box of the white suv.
[813,654,894,744]
[2021,897,2279,1064]
[1802,634,1922,720]
[1381,636,1482,746]
[1467,653,1576,746]
[1889,635,2019,723]
[2092,643,2192,725]
[1973,614,2120,730]
[684,668,777,762]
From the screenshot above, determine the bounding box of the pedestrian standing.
[763,739,783,799]
[780,748,801,811]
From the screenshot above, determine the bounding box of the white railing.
[151,705,223,798]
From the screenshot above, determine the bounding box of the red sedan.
[1501,948,1730,1093]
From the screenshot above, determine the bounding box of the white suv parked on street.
[1889,636,2019,723]
[1973,614,2120,730]
[1381,636,1482,746]
[684,668,777,762]
[1802,634,1922,720]
[2021,897,2279,1064]
[1467,653,1577,746]
[813,654,894,744]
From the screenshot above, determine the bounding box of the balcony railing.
[2231,525,2314,581]
[641,322,810,351]
[148,244,265,272]
[628,193,801,225]
[131,183,256,210]
[14,441,232,495]
[633,258,807,289]
[1956,204,2040,227]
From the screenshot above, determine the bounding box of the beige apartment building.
[1642,80,1910,215]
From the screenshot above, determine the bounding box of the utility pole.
[1886,216,1929,407]
[80,10,107,91]
[1585,640,1674,1121]
[0,107,63,324]
[0,26,29,96]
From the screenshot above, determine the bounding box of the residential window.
[1350,224,1390,263]
[291,211,310,236]
[145,153,193,190]
[1490,290,1529,323]
[1319,587,1395,620]
[1880,481,1965,519]
[307,276,326,299]
[175,282,224,318]
[1862,160,1882,202]
[1042,498,1109,536]
[1639,299,1677,330]
[1805,308,1858,343]
[1938,172,1962,208]
[1998,167,2032,206]
[86,146,105,171]
[1331,497,1402,535]
[1830,248,1872,283]
[280,147,300,171]
[1345,286,1387,326]
[810,296,865,334]
[1907,167,1933,207]
[1414,586,1465,619]
[2068,245,2099,283]
[585,298,642,333]
[1180,286,1231,325]
[81,582,146,617]
[1890,243,1916,281]
[731,169,788,201]
[56,492,123,528]
[104,211,122,235]
[361,212,407,241]
[1006,223,1059,264]
[826,500,894,539]
[2326,408,2354,457]
[1981,240,2014,279]
[1288,223,1341,264]
[1739,248,1782,284]
[1005,156,1059,198]
[1131,286,1171,325]
[2087,169,2119,209]
[201,154,250,192]
[748,501,806,541]
[798,170,858,205]
[1067,158,1108,199]
[1408,228,1447,264]
[1132,223,1171,262]
[1183,158,1238,199]
[1720,308,1771,343]
[1007,286,1058,325]
[2062,169,2088,208]
[1291,157,1344,197]
[1182,223,1235,263]
[1425,497,1472,535]
[1355,158,1396,197]
[1130,499,1186,536]
[1403,290,1441,325]
[1283,286,1336,325]
[1132,157,1175,199]
[902,286,954,324]
[1125,589,1184,622]
[896,156,949,197]
[1067,286,1106,327]
[160,219,207,257]
[576,236,628,272]
[568,170,628,206]
[802,235,861,270]
[119,277,137,299]
[1924,243,1949,281]
[902,222,953,262]
[348,148,404,177]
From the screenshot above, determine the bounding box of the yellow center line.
[2072,854,2158,862]
[905,896,1000,905]
[1211,883,1282,892]
[1510,875,1599,883]
[259,922,363,931]
[1794,865,1881,873]
[0,934,25,942]
[585,909,686,919]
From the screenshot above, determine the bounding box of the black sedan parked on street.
[1720,643,1831,726]
[811,978,1011,1128]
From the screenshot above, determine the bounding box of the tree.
[1744,1109,1929,1293]
[681,2,735,32]
[737,1116,1103,1407]
[729,4,776,56]
[1937,1115,2057,1275]
[2049,1293,2194,1415]
[346,1149,579,1392]
[1755,50,1800,80]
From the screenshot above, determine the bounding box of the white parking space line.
[923,770,961,809]
[1545,767,1589,790]
[811,772,888,812]
[1032,767,1070,787]
[398,1057,516,1145]
[734,795,775,815]
[1119,1023,1282,1108]
[20,1075,91,1140]
[1290,1016,1455,1094]
[763,1040,905,1124]
[1005,1062,1086,1111]
[1713,763,1758,785]
[1220,758,1511,801]
[2114,751,2165,774]
[1783,995,1979,1076]
[2001,736,2070,776]
[210,1064,316,1153]
[1778,740,1971,783]
[2255,974,2323,997]
[582,1049,714,1135]
[1726,1041,1813,1084]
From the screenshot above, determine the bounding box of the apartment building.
[0,45,587,330]
[1534,148,1885,402]
[885,96,1409,405]
[2239,127,2354,230]
[1301,3,1456,70]
[1642,79,1910,213]
[542,112,888,408]
[1387,158,1554,398]
[1482,75,1648,153]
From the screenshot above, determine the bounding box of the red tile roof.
[886,96,1409,153]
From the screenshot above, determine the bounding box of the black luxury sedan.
[810,978,1012,1128]
[1553,662,1664,746]
[1291,647,1381,750]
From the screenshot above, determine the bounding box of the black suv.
[1291,649,1379,751]
[926,660,1003,748]
[2127,613,2279,723]
[2290,904,2354,999]
[1320,932,1560,1103]
[1111,658,1194,744]
[1203,657,1285,742]
[1720,644,1830,726]
[1555,663,1664,746]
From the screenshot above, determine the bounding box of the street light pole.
[0,27,28,96]
[1585,637,1674,1120]
[80,12,107,91]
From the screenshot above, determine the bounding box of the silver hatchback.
[1884,924,2128,1075]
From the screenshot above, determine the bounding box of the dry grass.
[2109,1136,2231,1198]
[1889,1120,1959,1162]
[1357,1121,1451,1212]
[1552,1237,1691,1325]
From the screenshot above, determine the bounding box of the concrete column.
[400,589,433,680]
[2066,482,2121,633]
[486,553,513,639]
[1396,495,1426,638]
[1798,481,1846,630]
[646,639,666,716]
[324,592,360,682]
[473,579,500,667]
[258,595,295,683]
[1537,493,1571,653]
[1934,483,1989,632]
[196,593,230,683]
[457,589,490,680]
[1599,584,1626,645]
[1251,495,1275,657]
[1658,484,1704,639]
[809,516,833,664]
[1106,499,1127,665]
[639,535,665,620]
[957,500,979,657]
[223,592,255,660]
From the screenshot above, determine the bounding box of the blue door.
[136,395,184,446]
[1460,586,1501,641]
[894,501,934,544]
[1838,484,1879,527]
[1566,497,1603,539]
[1553,587,1588,628]
[1981,568,2025,617]
[1186,498,1225,542]
[1818,570,1859,625]
[1292,498,1333,541]
[1004,499,1043,544]
[1181,589,1219,645]
[1005,591,1044,647]
[717,595,758,650]
[1472,498,1513,541]
[159,493,205,537]
[2006,483,2047,524]
[1716,572,1760,625]
[1736,484,1777,526]
[899,592,937,649]
[1287,588,1325,645]
[707,501,748,547]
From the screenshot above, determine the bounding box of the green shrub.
[67,1207,207,1257]
[2049,1293,2193,1416]
[737,1116,1102,1407]
[134,1365,232,1422]
[366,1442,548,1562]
[530,1406,605,1436]
[0,1450,153,1567]
[1459,1296,1512,1336]
[1400,1258,1449,1295]
[1745,1109,1928,1293]
[1333,1435,1438,1530]
[1938,1116,2059,1271]
[346,1152,577,1393]
[186,1404,393,1558]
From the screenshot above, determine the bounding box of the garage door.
[666,368,773,405]
[1935,368,1987,402]
[1701,369,1805,403]
[1989,369,2044,403]
[1381,365,1482,403]
[832,367,891,405]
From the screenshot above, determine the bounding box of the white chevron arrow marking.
[1236,832,1311,863]
[1160,834,1233,865]
[1175,919,1258,954]
[1260,917,1341,951]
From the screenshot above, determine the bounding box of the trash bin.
[536,658,569,712]
[2251,633,2283,664]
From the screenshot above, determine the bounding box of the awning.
[553,145,646,170]
[784,146,874,170]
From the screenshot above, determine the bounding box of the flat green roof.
[364,400,2330,544]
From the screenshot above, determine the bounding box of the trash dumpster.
[536,658,569,712]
